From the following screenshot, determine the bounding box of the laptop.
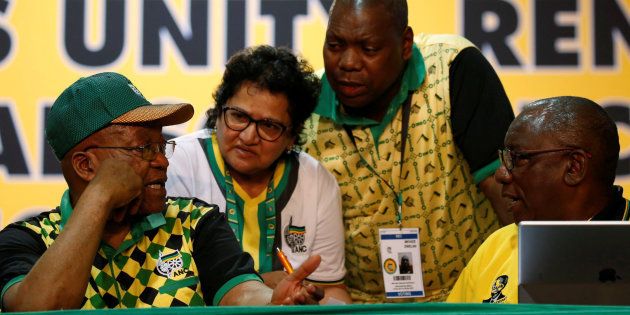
[518,221,630,305]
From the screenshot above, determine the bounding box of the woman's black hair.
[206,45,320,145]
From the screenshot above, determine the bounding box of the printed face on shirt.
[495,121,572,223]
[323,3,412,113]
[215,81,295,181]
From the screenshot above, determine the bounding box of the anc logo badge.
[157,250,189,279]
[284,217,307,253]
[383,258,397,274]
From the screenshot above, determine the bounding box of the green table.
[15,303,630,315]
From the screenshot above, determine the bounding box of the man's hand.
[89,158,146,221]
[261,270,288,289]
[219,255,324,306]
[270,255,324,305]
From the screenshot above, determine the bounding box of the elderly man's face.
[495,121,571,223]
[323,4,409,111]
[90,125,169,216]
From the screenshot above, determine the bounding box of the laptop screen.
[518,221,630,305]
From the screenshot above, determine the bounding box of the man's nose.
[339,48,362,72]
[152,151,169,170]
[494,165,512,184]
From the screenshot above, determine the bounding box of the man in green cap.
[0,72,323,311]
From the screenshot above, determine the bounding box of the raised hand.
[261,270,289,289]
[88,158,147,219]
[270,255,325,305]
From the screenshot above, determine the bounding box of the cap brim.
[112,103,194,126]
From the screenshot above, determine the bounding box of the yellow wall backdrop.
[1,0,629,227]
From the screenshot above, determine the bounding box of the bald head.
[511,96,619,186]
[329,0,408,34]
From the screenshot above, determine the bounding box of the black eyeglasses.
[222,106,290,142]
[86,141,176,161]
[498,147,591,171]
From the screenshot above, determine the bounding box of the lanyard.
[343,93,412,228]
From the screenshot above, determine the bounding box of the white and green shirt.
[166,129,346,284]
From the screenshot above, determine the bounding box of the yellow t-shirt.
[447,224,518,304]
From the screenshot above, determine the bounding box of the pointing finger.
[285,255,321,283]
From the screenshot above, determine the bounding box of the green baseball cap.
[46,72,194,160]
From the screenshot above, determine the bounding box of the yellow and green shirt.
[0,191,261,309]
[303,33,510,303]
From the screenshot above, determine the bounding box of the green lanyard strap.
[343,92,412,227]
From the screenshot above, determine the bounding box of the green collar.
[314,43,425,140]
[59,189,166,253]
[203,133,293,273]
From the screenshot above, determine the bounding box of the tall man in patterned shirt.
[0,72,323,311]
[303,0,514,302]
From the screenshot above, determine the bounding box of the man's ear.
[564,151,588,186]
[402,26,414,61]
[71,151,99,182]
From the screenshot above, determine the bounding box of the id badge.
[379,228,425,298]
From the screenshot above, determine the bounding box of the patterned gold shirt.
[303,34,501,303]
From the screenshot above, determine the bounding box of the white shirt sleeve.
[166,130,215,205]
[302,155,346,283]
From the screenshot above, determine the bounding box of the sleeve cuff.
[472,158,501,184]
[1,275,25,308]
[305,278,345,286]
[212,273,262,306]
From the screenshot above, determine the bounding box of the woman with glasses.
[166,45,351,304]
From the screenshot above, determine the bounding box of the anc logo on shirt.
[284,217,307,253]
[157,249,190,279]
[383,258,397,274]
